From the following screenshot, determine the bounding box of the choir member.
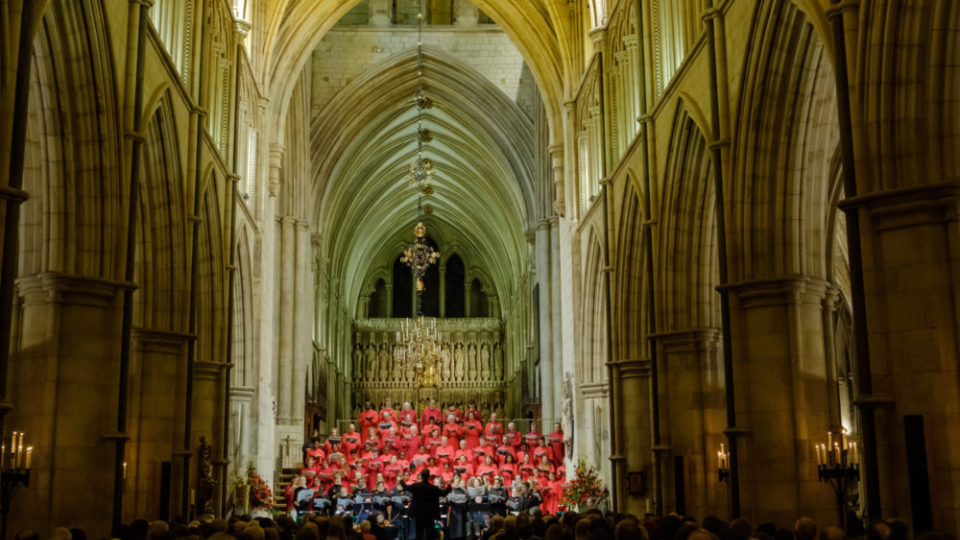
[360,402,379,442]
[445,403,463,423]
[379,398,398,423]
[343,423,362,459]
[462,411,483,450]
[436,436,456,465]
[476,455,499,483]
[503,422,522,450]
[548,422,565,468]
[454,454,474,479]
[398,402,418,428]
[499,454,517,486]
[524,421,542,449]
[324,427,343,455]
[307,439,326,464]
[533,436,555,465]
[421,398,442,428]
[518,453,535,481]
[402,424,422,457]
[443,414,463,448]
[484,413,503,445]
[454,439,474,464]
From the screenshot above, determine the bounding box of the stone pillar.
[439,265,446,318]
[127,328,191,522]
[550,217,564,413]
[291,219,311,437]
[853,186,960,530]
[618,358,652,516]
[652,328,725,519]
[728,277,834,526]
[278,216,296,421]
[9,274,124,538]
[536,219,554,420]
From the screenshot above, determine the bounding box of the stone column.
[550,217,564,412]
[439,265,446,318]
[291,219,311,438]
[651,328,725,519]
[536,219,554,419]
[277,216,296,422]
[618,358,652,516]
[9,274,124,537]
[728,277,834,526]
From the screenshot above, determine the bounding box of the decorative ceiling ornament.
[397,2,442,386]
[401,1,439,296]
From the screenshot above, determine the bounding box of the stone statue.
[365,344,377,381]
[440,344,452,381]
[493,344,503,380]
[453,344,464,381]
[352,344,362,378]
[392,345,403,381]
[562,376,574,455]
[480,343,491,381]
[378,345,389,382]
[405,354,416,383]
[197,436,216,517]
[467,344,478,381]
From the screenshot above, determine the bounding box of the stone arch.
[134,96,189,332]
[196,179,226,363]
[232,225,256,387]
[658,101,718,333]
[578,231,607,385]
[614,181,647,362]
[20,0,124,279]
[263,0,566,148]
[854,0,960,191]
[731,0,841,282]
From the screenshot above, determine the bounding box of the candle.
[834,443,840,463]
[1,443,5,473]
[827,431,833,450]
[190,489,195,505]
[841,428,848,450]
[25,447,32,470]
[123,461,127,480]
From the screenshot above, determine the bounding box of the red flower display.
[561,459,604,508]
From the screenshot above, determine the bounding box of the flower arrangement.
[245,464,273,512]
[561,460,604,509]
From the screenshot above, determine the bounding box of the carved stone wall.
[350,318,506,413]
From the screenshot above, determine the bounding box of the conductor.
[401,469,452,540]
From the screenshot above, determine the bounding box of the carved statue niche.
[365,343,378,382]
[453,343,465,381]
[493,343,503,381]
[392,343,403,381]
[467,343,478,381]
[480,342,492,381]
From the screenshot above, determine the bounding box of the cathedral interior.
[0,0,958,537]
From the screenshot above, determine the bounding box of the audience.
[9,506,958,540]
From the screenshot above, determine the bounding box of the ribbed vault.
[313,51,535,315]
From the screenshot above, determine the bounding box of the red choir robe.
[398,409,418,430]
[548,431,565,467]
[444,407,462,423]
[475,463,498,482]
[403,434,423,457]
[533,445,555,464]
[421,407,442,428]
[379,407,398,423]
[524,431,542,449]
[425,436,443,456]
[306,447,326,464]
[422,423,441,439]
[454,448,475,464]
[453,461,474,480]
[502,430,522,450]
[462,420,483,449]
[519,463,536,481]
[359,410,380,441]
[442,422,463,448]
[499,462,517,485]
[435,444,455,465]
[484,422,503,445]
[495,445,515,466]
[343,431,362,458]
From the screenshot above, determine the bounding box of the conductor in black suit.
[401,469,452,540]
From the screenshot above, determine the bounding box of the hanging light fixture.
[401,3,440,296]
[396,2,442,384]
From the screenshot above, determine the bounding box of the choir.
[285,400,567,534]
